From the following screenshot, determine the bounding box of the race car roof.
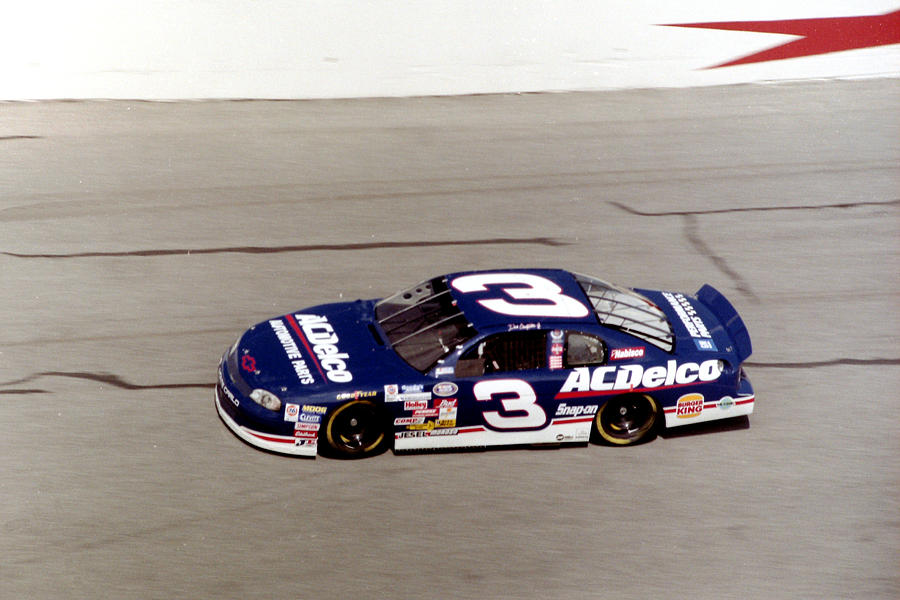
[444,269,598,330]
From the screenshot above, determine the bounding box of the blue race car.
[215,269,754,458]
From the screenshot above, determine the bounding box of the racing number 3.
[474,379,547,430]
[451,273,589,318]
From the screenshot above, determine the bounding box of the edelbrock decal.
[559,359,722,394]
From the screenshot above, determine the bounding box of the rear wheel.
[321,400,390,458]
[594,394,659,445]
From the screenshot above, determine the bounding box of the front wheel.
[321,400,390,458]
[593,394,659,446]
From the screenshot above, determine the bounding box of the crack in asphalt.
[609,198,900,217]
[0,372,210,392]
[1,236,568,259]
[0,135,42,141]
[682,213,759,302]
[745,358,900,368]
[2,358,896,395]
[609,198,899,303]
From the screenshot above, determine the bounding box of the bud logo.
[437,398,458,421]
[559,359,722,395]
[676,393,705,418]
[610,347,645,360]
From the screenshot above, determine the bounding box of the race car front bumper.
[214,374,318,458]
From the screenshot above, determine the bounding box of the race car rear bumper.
[215,385,318,457]
[663,392,754,428]
[663,367,755,428]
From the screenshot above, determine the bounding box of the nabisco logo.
[610,346,645,360]
[676,393,704,419]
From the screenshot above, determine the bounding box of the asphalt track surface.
[2,80,898,600]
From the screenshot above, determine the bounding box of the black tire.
[593,394,659,446]
[321,400,390,458]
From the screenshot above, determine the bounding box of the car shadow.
[659,415,750,439]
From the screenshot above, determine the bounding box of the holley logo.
[676,393,704,418]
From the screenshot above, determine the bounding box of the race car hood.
[639,285,753,363]
[229,299,415,397]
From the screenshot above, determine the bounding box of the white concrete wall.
[2,1,898,100]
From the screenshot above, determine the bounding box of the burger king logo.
[676,393,704,419]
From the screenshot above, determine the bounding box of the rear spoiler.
[695,284,753,363]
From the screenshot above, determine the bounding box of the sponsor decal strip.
[243,428,296,444]
[285,314,326,380]
[663,395,754,414]
[397,425,485,439]
[557,381,699,400]
[458,426,485,434]
[551,416,595,425]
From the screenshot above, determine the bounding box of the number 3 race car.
[215,269,754,458]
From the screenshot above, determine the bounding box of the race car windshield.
[573,273,675,352]
[375,277,476,372]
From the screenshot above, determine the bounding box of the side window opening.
[455,330,548,377]
[565,332,606,367]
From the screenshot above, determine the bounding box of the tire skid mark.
[2,236,568,259]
